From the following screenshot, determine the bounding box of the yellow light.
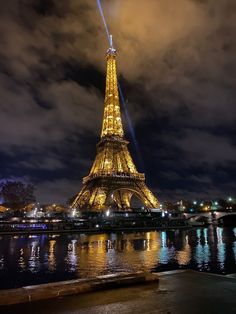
[72,41,159,210]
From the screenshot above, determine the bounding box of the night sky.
[0,0,235,204]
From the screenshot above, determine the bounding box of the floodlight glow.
[96,0,110,42]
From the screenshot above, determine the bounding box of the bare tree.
[0,181,36,210]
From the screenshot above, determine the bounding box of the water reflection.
[0,256,4,270]
[65,240,78,272]
[176,235,191,266]
[48,240,56,272]
[0,227,235,289]
[18,248,26,271]
[28,240,40,272]
[216,228,225,269]
[234,228,236,259]
[195,228,210,271]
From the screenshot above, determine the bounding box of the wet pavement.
[1,270,236,314]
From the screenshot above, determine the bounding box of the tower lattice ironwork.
[72,36,159,211]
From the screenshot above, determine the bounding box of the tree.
[0,181,36,209]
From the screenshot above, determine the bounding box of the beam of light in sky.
[118,82,144,169]
[96,0,110,42]
[96,0,144,169]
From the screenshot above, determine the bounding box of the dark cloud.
[0,0,235,203]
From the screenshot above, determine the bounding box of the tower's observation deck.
[72,36,159,211]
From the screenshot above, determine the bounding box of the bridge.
[184,211,236,225]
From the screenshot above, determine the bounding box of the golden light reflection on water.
[176,235,191,266]
[48,240,56,272]
[0,227,234,286]
[78,234,109,277]
[61,232,166,275]
[139,232,160,271]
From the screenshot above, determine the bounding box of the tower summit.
[101,35,124,138]
[72,37,159,211]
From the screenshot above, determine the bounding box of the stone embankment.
[0,272,159,306]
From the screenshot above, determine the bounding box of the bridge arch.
[216,214,236,226]
[184,212,236,226]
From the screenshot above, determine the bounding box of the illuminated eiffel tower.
[72,36,159,211]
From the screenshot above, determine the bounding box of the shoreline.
[0,224,194,236]
[1,270,236,309]
[0,272,159,306]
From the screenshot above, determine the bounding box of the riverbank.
[0,212,190,235]
[0,272,158,306]
[0,224,191,235]
[1,270,236,313]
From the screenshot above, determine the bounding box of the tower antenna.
[109,34,113,48]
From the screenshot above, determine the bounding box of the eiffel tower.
[72,36,159,211]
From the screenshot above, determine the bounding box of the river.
[0,226,235,289]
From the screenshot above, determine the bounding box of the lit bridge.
[184,211,236,224]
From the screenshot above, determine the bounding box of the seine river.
[0,226,236,289]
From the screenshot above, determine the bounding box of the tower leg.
[72,181,159,211]
[132,182,159,209]
[113,190,132,210]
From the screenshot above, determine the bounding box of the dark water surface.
[0,226,236,289]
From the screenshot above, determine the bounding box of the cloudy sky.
[0,0,235,204]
